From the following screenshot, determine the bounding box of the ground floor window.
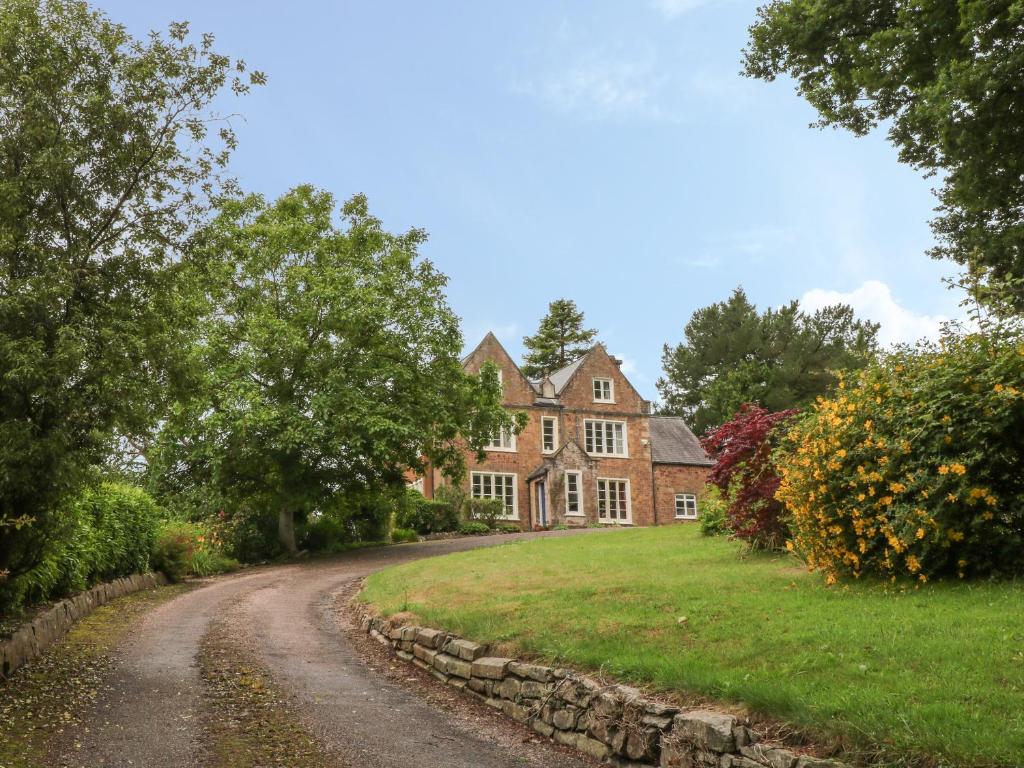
[597,478,631,523]
[471,472,517,517]
[565,471,583,515]
[675,492,697,519]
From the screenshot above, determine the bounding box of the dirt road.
[44,531,599,768]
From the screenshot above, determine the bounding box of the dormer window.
[592,377,614,403]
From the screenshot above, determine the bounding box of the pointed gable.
[555,344,649,413]
[462,332,537,405]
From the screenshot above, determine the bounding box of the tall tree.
[521,299,598,378]
[152,187,517,555]
[658,287,878,434]
[744,1,1024,310]
[0,0,261,585]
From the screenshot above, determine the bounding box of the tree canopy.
[657,287,878,434]
[521,299,598,378]
[0,0,260,582]
[151,187,515,554]
[744,0,1024,309]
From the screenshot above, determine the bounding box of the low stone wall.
[360,611,847,768]
[1,571,168,679]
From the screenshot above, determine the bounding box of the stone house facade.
[421,333,712,529]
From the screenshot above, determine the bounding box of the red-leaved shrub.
[702,404,798,549]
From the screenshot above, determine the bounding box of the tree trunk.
[278,509,297,556]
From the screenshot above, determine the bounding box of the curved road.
[51,531,598,768]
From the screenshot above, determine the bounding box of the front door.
[536,481,547,527]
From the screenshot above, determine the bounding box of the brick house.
[420,332,712,529]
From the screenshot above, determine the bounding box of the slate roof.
[649,416,714,466]
[547,355,587,394]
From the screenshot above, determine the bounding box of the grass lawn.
[361,526,1024,767]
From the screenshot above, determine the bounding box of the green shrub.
[300,514,352,553]
[151,520,238,582]
[391,527,419,543]
[466,498,505,528]
[777,330,1024,582]
[394,489,458,534]
[698,486,730,537]
[497,523,522,534]
[458,521,491,535]
[1,482,162,612]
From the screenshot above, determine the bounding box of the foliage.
[363,525,1024,767]
[149,519,237,584]
[457,521,491,536]
[744,1,1024,309]
[703,404,798,549]
[497,523,522,534]
[0,0,260,589]
[521,298,598,378]
[777,330,1024,583]
[697,486,730,537]
[465,498,505,529]
[149,187,516,555]
[1,482,161,612]
[297,489,395,554]
[658,288,877,433]
[390,527,419,544]
[394,489,459,535]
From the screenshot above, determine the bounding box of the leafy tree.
[703,404,798,550]
[744,1,1024,309]
[0,1,260,585]
[151,187,517,555]
[658,287,878,433]
[521,299,598,378]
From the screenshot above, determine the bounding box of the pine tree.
[521,299,598,378]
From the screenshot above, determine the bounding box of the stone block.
[552,707,578,731]
[556,675,600,706]
[416,627,445,649]
[397,650,414,661]
[740,745,797,768]
[445,656,473,679]
[432,652,457,673]
[413,644,438,664]
[554,729,579,748]
[577,735,612,761]
[502,700,531,724]
[509,661,554,682]
[497,676,521,701]
[466,677,489,695]
[412,658,430,672]
[447,678,467,691]
[520,680,553,699]
[593,689,625,718]
[672,710,738,753]
[471,656,512,680]
[794,757,847,768]
[532,719,555,737]
[387,626,404,641]
[445,637,485,661]
[429,668,449,684]
[625,727,662,762]
[400,626,419,642]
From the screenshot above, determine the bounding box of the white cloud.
[612,352,644,380]
[800,280,950,347]
[650,0,721,18]
[513,48,678,122]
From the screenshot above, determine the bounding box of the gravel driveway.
[47,530,600,768]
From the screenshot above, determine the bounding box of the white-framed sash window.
[584,419,627,457]
[471,472,518,518]
[485,426,516,452]
[597,478,631,524]
[565,470,583,516]
[675,493,697,519]
[541,416,558,453]
[592,377,614,403]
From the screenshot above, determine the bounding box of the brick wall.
[653,464,711,525]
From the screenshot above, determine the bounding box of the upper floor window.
[485,426,516,452]
[592,377,614,402]
[675,493,697,519]
[541,416,558,453]
[584,419,627,457]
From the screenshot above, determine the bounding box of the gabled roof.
[649,416,714,466]
[547,355,587,394]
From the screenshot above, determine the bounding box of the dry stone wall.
[1,571,167,679]
[361,611,848,768]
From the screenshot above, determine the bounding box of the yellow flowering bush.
[776,331,1024,582]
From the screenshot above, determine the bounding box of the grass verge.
[361,525,1024,767]
[199,616,331,768]
[0,583,191,768]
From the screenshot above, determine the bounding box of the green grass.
[361,526,1024,767]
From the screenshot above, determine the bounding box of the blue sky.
[104,0,965,400]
